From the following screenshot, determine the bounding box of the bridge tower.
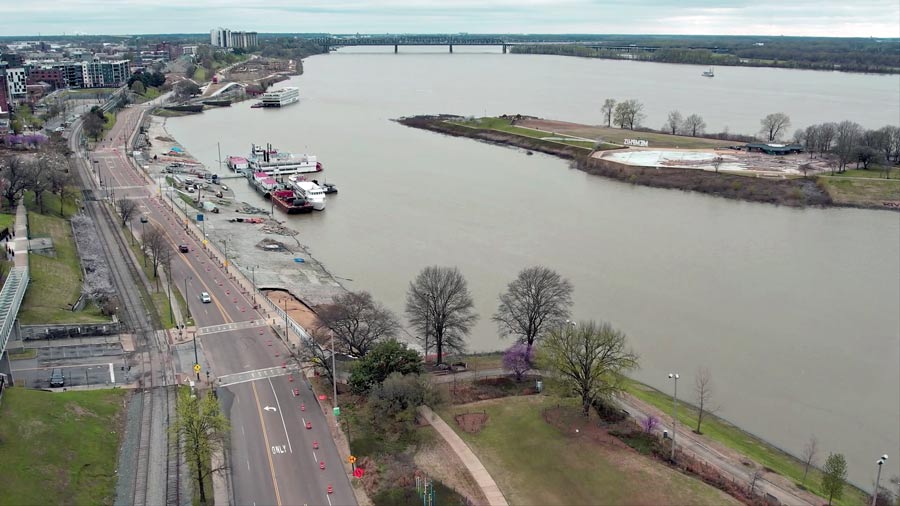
[449,44,453,53]
[502,44,507,54]
[394,44,398,53]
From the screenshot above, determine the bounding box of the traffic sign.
[197,213,204,222]
[193,363,201,373]
[333,406,341,417]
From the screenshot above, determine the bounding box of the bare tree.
[801,435,819,486]
[316,291,399,358]
[116,198,139,226]
[299,326,337,384]
[817,122,837,156]
[833,120,862,173]
[711,156,724,174]
[749,467,764,496]
[492,266,573,352]
[694,367,717,433]
[141,224,168,283]
[613,99,645,130]
[683,114,706,137]
[0,156,33,210]
[405,266,478,365]
[664,110,683,135]
[601,98,616,127]
[26,159,52,214]
[760,112,792,142]
[799,163,813,178]
[49,164,78,216]
[802,125,821,158]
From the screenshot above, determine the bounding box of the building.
[183,46,198,56]
[231,31,258,49]
[211,28,232,48]
[4,67,26,99]
[744,142,804,155]
[47,60,130,89]
[1,53,25,67]
[27,67,65,89]
[0,74,9,116]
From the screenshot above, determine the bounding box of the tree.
[760,113,791,142]
[316,291,399,358]
[664,110,683,135]
[170,389,229,506]
[349,339,423,394]
[367,372,437,438]
[0,156,33,210]
[540,320,639,416]
[802,125,821,158]
[821,453,848,505]
[116,197,138,226]
[854,145,882,169]
[801,435,819,486]
[613,99,644,130]
[502,343,534,381]
[130,80,146,95]
[817,122,837,156]
[601,98,616,127]
[48,163,77,216]
[683,114,706,137]
[492,266,573,352]
[694,367,717,433]
[641,415,659,433]
[299,327,337,385]
[405,266,478,365]
[711,156,724,174]
[141,224,168,283]
[749,467,764,496]
[82,110,104,140]
[175,81,201,100]
[833,120,862,173]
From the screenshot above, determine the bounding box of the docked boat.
[248,171,279,198]
[702,67,715,77]
[312,179,338,194]
[260,87,300,107]
[289,177,326,211]
[249,143,323,176]
[227,156,249,173]
[271,189,313,214]
[250,102,263,109]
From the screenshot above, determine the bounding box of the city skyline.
[2,0,899,38]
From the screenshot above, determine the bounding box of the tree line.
[792,120,900,175]
[0,151,77,213]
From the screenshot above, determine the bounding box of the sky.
[1,0,899,38]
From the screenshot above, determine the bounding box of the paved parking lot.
[9,341,129,389]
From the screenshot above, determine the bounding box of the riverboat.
[248,171,279,198]
[249,143,323,176]
[288,177,326,211]
[271,189,314,214]
[227,156,249,172]
[702,67,715,77]
[260,87,300,107]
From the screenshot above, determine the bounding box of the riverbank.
[398,115,900,210]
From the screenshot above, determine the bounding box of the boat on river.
[271,189,313,214]
[248,171,278,198]
[249,143,323,176]
[702,67,715,77]
[288,177,326,211]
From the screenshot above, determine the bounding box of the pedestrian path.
[12,200,28,268]
[417,405,508,506]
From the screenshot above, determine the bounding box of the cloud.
[1,0,898,36]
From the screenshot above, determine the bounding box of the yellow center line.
[251,381,283,506]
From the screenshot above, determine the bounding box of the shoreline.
[397,115,900,211]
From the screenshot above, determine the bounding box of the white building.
[211,28,232,48]
[211,28,257,49]
[5,67,26,99]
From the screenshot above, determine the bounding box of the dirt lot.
[518,118,736,150]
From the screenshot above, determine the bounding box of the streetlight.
[184,275,199,381]
[332,331,338,428]
[872,455,889,506]
[668,373,680,461]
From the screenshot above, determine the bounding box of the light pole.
[872,455,889,506]
[332,331,338,428]
[668,372,680,461]
[140,220,147,267]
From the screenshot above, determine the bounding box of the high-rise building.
[211,28,257,49]
[0,73,10,116]
[231,31,258,49]
[4,67,26,99]
[211,27,232,48]
[49,60,130,89]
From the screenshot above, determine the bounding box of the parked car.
[200,292,212,303]
[140,215,148,223]
[179,244,189,253]
[50,368,65,387]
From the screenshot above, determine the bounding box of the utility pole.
[668,372,680,461]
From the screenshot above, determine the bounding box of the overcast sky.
[3,0,899,38]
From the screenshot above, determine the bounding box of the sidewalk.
[417,405,508,506]
[11,201,28,268]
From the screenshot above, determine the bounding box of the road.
[88,103,356,506]
[435,368,818,506]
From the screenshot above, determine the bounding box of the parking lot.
[8,340,129,389]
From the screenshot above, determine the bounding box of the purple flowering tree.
[503,343,534,382]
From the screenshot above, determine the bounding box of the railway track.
[71,115,182,506]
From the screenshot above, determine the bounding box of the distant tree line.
[255,37,327,68]
[793,121,900,175]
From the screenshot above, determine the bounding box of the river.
[167,46,900,488]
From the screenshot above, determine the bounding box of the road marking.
[313,451,318,463]
[251,382,282,506]
[264,406,277,412]
[326,493,332,506]
[241,424,245,437]
[218,366,301,388]
[268,377,293,454]
[247,459,250,471]
[109,363,115,383]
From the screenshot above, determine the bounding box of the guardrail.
[0,266,30,354]
[261,294,313,345]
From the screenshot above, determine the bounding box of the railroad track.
[71,116,182,506]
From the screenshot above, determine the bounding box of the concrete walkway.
[417,405,508,506]
[11,201,28,268]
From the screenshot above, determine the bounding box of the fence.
[19,319,122,340]
[0,266,29,355]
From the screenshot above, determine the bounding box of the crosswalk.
[217,365,301,388]
[196,320,268,336]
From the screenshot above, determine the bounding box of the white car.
[200,292,211,303]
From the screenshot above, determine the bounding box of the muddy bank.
[398,115,836,208]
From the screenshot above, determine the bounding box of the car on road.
[200,292,212,303]
[179,244,189,253]
[53,126,66,133]
[50,368,65,387]
[220,184,229,191]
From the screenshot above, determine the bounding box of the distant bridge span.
[315,35,510,53]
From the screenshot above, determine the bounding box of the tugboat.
[271,189,314,214]
[702,67,715,77]
[312,179,338,194]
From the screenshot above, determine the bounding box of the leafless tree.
[802,125,820,158]
[492,266,573,352]
[817,122,837,156]
[833,120,862,173]
[801,435,819,486]
[799,163,813,178]
[760,112,792,142]
[694,367,718,433]
[711,156,724,174]
[141,224,168,283]
[299,326,336,384]
[405,266,478,365]
[875,125,900,166]
[683,114,706,137]
[0,156,33,210]
[116,198,139,226]
[613,99,645,130]
[601,98,616,127]
[664,110,683,135]
[49,164,78,216]
[316,291,399,358]
[749,467,764,496]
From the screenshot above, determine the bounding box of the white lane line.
[326,493,332,506]
[108,363,115,383]
[241,424,245,437]
[247,459,250,471]
[268,377,293,454]
[313,451,318,464]
[301,417,307,426]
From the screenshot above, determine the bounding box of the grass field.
[0,388,127,505]
[103,112,116,131]
[19,193,107,324]
[450,117,596,151]
[818,176,900,207]
[623,380,868,506]
[440,396,737,506]
[831,167,900,179]
[0,212,14,232]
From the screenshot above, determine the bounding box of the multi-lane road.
[80,102,357,506]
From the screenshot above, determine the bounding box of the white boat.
[288,177,326,211]
[249,143,323,176]
[261,87,300,107]
[702,67,715,77]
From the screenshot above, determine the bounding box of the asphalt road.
[98,105,356,506]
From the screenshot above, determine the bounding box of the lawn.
[193,67,207,82]
[623,380,869,506]
[0,388,127,506]
[19,198,107,324]
[817,176,900,207]
[517,118,737,150]
[440,396,737,506]
[103,112,116,131]
[830,167,900,179]
[0,212,14,231]
[450,117,595,151]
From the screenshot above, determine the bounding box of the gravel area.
[113,390,142,506]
